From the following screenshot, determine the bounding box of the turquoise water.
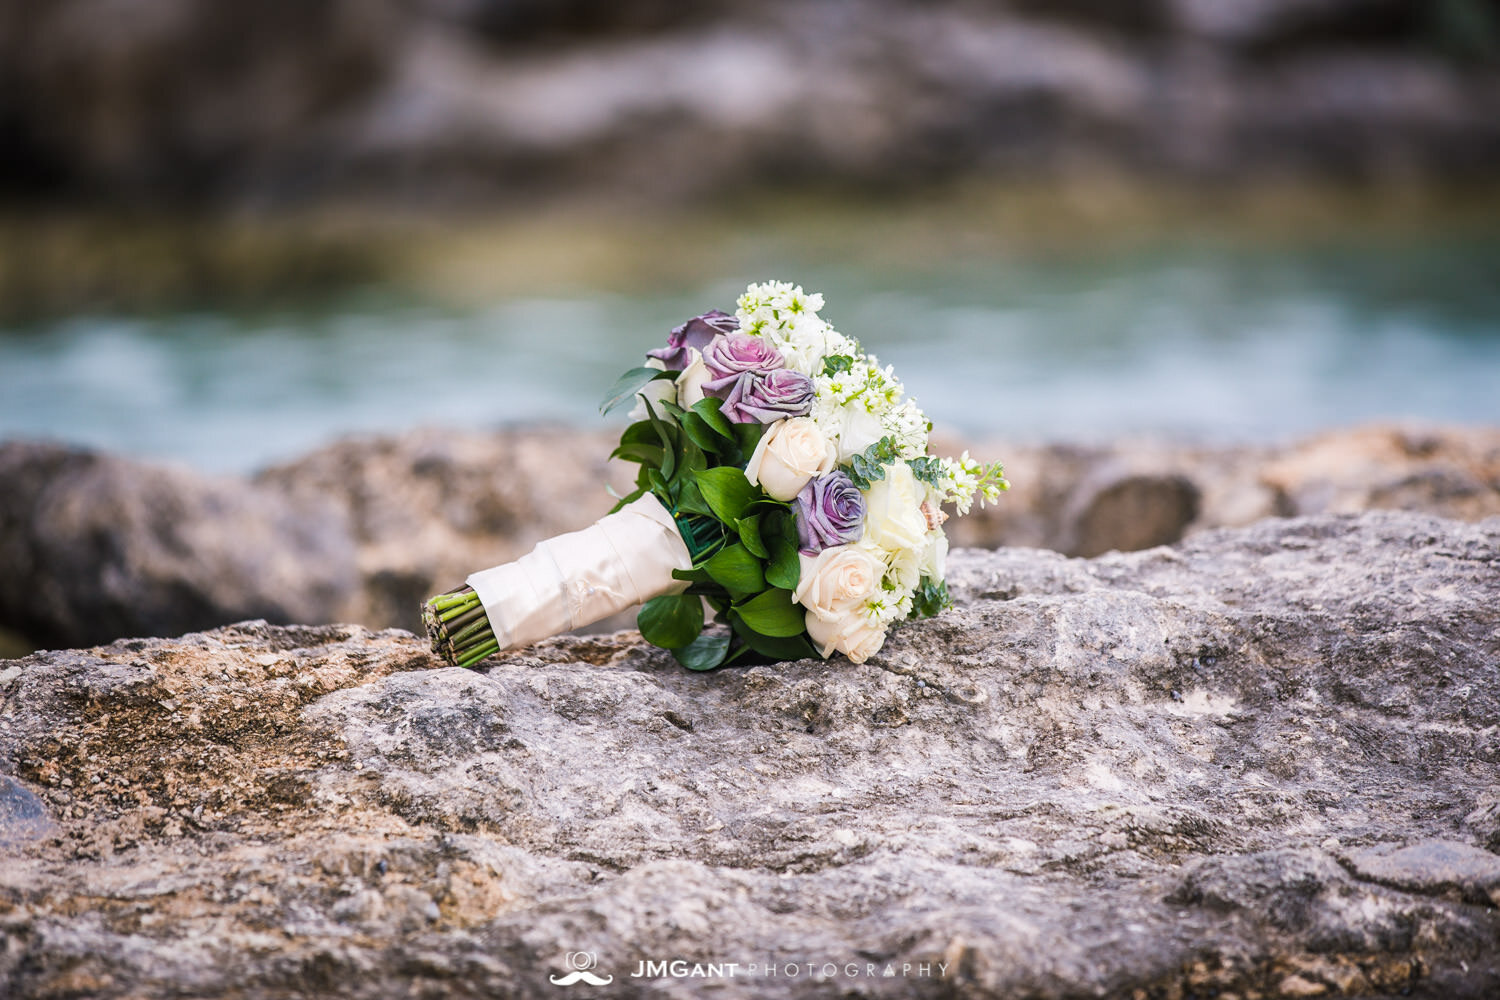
[2,234,1497,473]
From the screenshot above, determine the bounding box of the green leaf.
[679,410,721,453]
[842,435,902,490]
[677,435,708,479]
[643,398,677,481]
[733,587,805,637]
[673,479,715,518]
[730,617,819,661]
[732,421,767,455]
[821,355,855,376]
[695,466,759,523]
[600,367,671,416]
[617,420,660,447]
[911,578,952,619]
[637,594,704,650]
[737,514,768,559]
[673,632,732,671]
[703,543,765,598]
[907,455,945,488]
[611,442,665,467]
[690,398,735,440]
[765,533,800,591]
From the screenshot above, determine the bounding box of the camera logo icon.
[550,951,613,986]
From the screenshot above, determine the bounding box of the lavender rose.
[794,470,866,553]
[648,309,738,371]
[715,369,816,424]
[701,333,786,391]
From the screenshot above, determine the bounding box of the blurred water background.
[2,208,1498,473]
[2,0,1497,472]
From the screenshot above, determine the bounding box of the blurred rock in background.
[1,0,1497,209]
[2,423,1497,653]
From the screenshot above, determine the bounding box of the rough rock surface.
[1,510,1497,998]
[2,0,1496,206]
[0,441,357,651]
[943,423,1500,556]
[3,423,1499,652]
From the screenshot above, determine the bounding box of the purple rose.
[648,309,738,371]
[714,369,816,424]
[794,471,866,553]
[701,333,785,390]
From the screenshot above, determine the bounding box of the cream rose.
[805,608,887,664]
[792,544,882,622]
[675,349,712,408]
[833,405,886,462]
[861,461,927,553]
[745,417,835,501]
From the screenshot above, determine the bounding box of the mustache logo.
[550,951,613,986]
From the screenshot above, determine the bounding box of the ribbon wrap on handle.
[465,493,693,653]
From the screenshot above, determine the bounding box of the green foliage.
[737,514,768,558]
[638,593,704,649]
[761,510,801,591]
[608,388,810,668]
[703,543,766,598]
[821,355,855,376]
[732,588,805,637]
[599,367,673,416]
[910,578,952,619]
[695,466,759,523]
[673,631,733,671]
[906,455,945,489]
[842,435,902,489]
[729,617,818,662]
[690,398,735,440]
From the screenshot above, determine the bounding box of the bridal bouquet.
[424,281,1007,670]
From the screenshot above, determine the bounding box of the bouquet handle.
[426,494,693,665]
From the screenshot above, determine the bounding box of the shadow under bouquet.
[424,280,1007,670]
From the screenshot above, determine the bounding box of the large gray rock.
[0,441,357,650]
[1,510,1496,998]
[0,0,1495,207]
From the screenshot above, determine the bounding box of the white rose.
[792,544,882,622]
[805,609,887,664]
[745,417,835,502]
[676,349,712,408]
[833,406,886,462]
[919,529,949,581]
[627,358,677,422]
[861,461,927,553]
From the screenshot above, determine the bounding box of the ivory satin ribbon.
[465,493,693,652]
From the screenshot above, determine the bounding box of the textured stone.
[946,423,1500,555]
[1343,840,1500,906]
[1,510,1497,998]
[0,441,357,650]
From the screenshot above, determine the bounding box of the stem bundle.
[423,586,498,668]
